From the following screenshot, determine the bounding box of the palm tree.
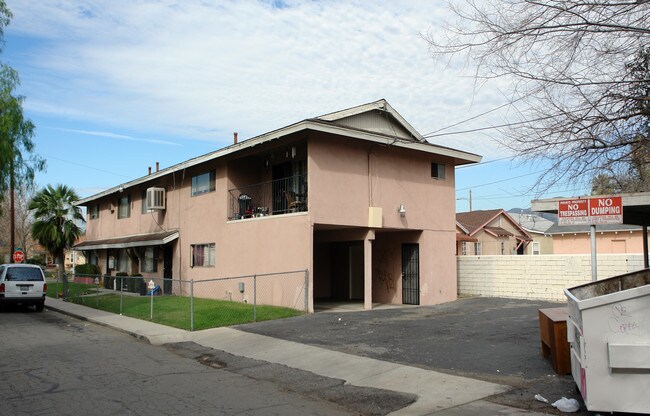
[29,184,84,299]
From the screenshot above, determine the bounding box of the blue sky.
[3,0,589,212]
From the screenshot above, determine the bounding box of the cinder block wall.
[457,254,646,301]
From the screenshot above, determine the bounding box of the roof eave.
[76,120,481,206]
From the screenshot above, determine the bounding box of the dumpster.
[564,268,650,413]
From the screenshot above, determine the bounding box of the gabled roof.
[456,209,532,240]
[76,99,481,206]
[456,209,503,236]
[315,99,424,143]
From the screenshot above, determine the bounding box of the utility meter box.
[564,269,650,413]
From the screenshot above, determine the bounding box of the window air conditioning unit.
[146,187,166,210]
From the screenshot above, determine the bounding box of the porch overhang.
[456,233,478,242]
[74,230,179,251]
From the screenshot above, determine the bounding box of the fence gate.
[402,243,420,305]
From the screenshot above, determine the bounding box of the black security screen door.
[402,243,420,305]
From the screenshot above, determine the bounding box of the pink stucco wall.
[553,231,648,254]
[83,130,461,309]
[308,134,458,306]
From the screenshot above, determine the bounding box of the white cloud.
[7,0,513,157]
[50,127,182,146]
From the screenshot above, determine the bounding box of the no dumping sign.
[558,196,623,226]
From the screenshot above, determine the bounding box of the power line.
[423,114,556,139]
[456,155,515,169]
[421,101,513,136]
[46,155,133,179]
[456,169,546,191]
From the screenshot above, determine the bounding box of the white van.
[0,264,47,311]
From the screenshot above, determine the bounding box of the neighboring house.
[512,212,555,255]
[74,100,480,311]
[546,223,648,254]
[456,209,532,255]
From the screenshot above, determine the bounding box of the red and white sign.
[558,196,623,226]
[12,250,25,263]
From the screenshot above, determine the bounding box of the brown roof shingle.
[456,209,503,235]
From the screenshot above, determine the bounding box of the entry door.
[402,244,420,305]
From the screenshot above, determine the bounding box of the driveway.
[237,297,584,414]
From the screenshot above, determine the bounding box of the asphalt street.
[0,307,394,416]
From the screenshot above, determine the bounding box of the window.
[532,242,541,255]
[141,247,158,273]
[116,249,130,273]
[431,162,445,179]
[461,241,467,256]
[141,190,149,214]
[500,241,505,255]
[89,204,100,220]
[117,195,131,219]
[191,170,216,196]
[88,251,99,266]
[474,242,482,255]
[191,243,215,267]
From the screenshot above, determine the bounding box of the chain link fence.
[47,270,308,331]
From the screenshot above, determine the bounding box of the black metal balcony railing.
[228,175,307,220]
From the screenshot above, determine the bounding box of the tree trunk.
[58,251,68,300]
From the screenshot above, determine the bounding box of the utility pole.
[9,156,15,263]
[469,189,473,212]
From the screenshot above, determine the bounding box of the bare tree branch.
[426,0,650,193]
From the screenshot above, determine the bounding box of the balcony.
[228,174,307,220]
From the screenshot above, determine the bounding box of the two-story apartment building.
[74,100,480,312]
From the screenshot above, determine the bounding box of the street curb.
[45,302,159,345]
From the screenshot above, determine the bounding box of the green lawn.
[46,282,302,330]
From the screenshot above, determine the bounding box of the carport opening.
[313,240,364,310]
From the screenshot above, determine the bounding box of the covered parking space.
[312,226,423,310]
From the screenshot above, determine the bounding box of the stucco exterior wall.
[526,234,554,255]
[552,231,648,254]
[82,130,461,310]
[308,133,456,230]
[457,254,646,301]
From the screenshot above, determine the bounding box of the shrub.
[75,263,101,275]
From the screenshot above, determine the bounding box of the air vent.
[146,187,166,210]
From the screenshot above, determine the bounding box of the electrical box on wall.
[368,207,383,228]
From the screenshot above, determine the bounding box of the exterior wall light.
[398,204,406,217]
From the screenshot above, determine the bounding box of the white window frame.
[474,242,482,256]
[191,171,216,196]
[190,243,215,267]
[461,241,467,256]
[532,242,541,255]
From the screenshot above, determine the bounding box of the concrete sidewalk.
[45,298,550,416]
